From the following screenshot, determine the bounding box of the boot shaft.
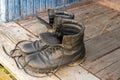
[48,9,74,26]
[54,18,85,50]
[37,9,74,29]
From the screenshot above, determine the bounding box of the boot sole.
[68,47,86,67]
[68,56,86,67]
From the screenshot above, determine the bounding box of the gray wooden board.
[0,22,37,43]
[82,28,120,66]
[80,28,120,80]
[84,49,120,74]
[96,49,120,80]
[74,2,120,40]
[0,22,100,80]
[75,2,112,22]
[17,18,48,36]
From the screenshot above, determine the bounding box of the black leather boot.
[16,18,85,73]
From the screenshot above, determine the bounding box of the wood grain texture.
[17,18,47,37]
[73,2,120,40]
[80,28,120,80]
[82,28,120,66]
[96,58,120,80]
[0,22,37,43]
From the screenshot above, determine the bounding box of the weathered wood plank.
[0,22,37,43]
[18,18,38,28]
[84,11,120,40]
[56,66,99,80]
[73,2,120,40]
[83,9,115,39]
[26,22,47,36]
[82,28,120,66]
[96,52,120,80]
[17,17,38,25]
[75,2,111,21]
[17,18,47,36]
[84,49,120,74]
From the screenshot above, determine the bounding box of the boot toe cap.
[19,41,37,53]
[25,53,56,70]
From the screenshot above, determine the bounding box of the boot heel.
[68,56,86,67]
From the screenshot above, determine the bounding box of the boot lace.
[2,40,64,80]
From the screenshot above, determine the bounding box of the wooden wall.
[0,0,82,22]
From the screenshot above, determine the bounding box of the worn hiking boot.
[17,18,85,73]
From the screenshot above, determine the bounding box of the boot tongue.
[60,24,83,50]
[40,32,61,44]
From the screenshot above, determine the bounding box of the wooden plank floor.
[82,28,120,80]
[0,24,100,80]
[16,0,120,80]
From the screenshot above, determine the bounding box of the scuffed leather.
[20,18,85,70]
